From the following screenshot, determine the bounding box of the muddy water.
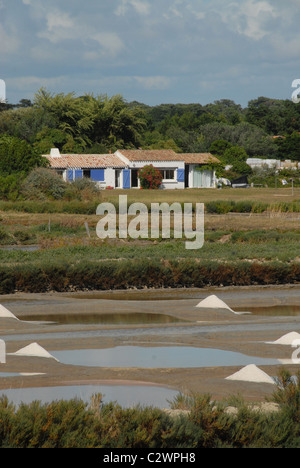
[0,384,179,409]
[19,312,186,325]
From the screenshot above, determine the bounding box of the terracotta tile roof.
[44,154,126,169]
[117,149,179,161]
[176,153,221,164]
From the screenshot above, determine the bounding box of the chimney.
[50,148,61,158]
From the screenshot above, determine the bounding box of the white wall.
[124,160,185,189]
[59,161,215,190]
[105,168,116,188]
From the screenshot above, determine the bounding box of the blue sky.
[1,0,300,107]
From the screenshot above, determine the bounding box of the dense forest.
[0,89,300,200]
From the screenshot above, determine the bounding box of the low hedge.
[0,258,299,294]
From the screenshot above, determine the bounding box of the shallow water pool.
[20,312,185,325]
[238,305,300,317]
[52,345,279,368]
[0,384,179,409]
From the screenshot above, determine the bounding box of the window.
[83,169,91,178]
[160,169,175,180]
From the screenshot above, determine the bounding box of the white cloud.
[134,76,171,90]
[38,10,75,43]
[92,32,125,58]
[0,25,19,54]
[115,0,150,16]
[219,0,279,40]
[130,0,150,15]
[4,0,300,105]
[7,75,67,92]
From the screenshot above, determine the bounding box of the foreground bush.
[1,371,300,448]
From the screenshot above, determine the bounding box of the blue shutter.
[91,169,105,182]
[75,170,83,180]
[123,169,131,189]
[177,168,185,182]
[68,169,74,182]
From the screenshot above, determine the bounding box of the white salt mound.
[196,295,250,315]
[226,364,275,385]
[267,332,300,346]
[0,304,18,320]
[13,342,59,361]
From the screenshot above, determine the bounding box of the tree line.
[0,89,299,199]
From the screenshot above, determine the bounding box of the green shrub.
[0,228,12,245]
[63,177,100,201]
[138,164,163,189]
[21,168,67,200]
[0,173,24,201]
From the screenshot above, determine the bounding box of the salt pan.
[0,304,18,320]
[196,295,250,315]
[266,332,300,346]
[11,342,59,361]
[226,364,275,384]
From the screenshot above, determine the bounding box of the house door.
[193,169,213,188]
[131,169,139,188]
[193,169,202,188]
[185,165,189,188]
[115,169,121,188]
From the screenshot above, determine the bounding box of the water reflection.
[0,372,20,377]
[236,305,300,317]
[0,384,179,409]
[66,291,200,301]
[0,246,39,252]
[20,312,185,325]
[52,346,279,368]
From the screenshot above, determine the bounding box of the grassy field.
[101,187,300,205]
[0,187,299,293]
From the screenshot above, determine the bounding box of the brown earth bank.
[1,284,300,403]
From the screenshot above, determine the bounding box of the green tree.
[94,94,146,149]
[275,132,300,161]
[0,134,47,175]
[209,139,233,156]
[221,145,252,176]
[0,173,24,200]
[34,89,147,152]
[34,89,97,151]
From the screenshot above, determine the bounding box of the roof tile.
[117,149,179,161]
[44,154,126,169]
[176,153,220,164]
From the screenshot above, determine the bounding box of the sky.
[0,0,300,107]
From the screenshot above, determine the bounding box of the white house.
[44,148,220,189]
